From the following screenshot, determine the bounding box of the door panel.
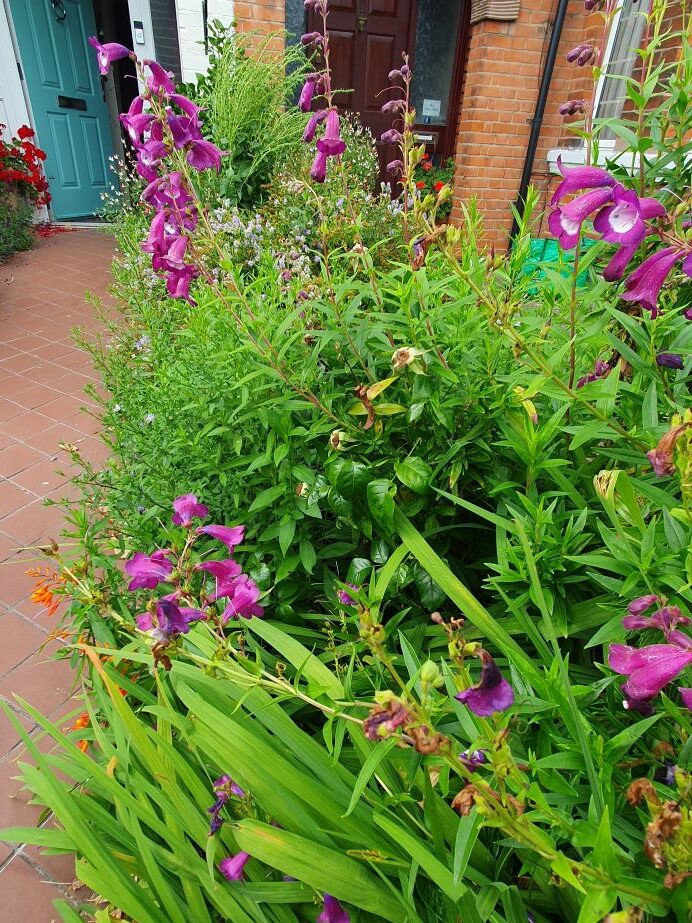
[9,0,115,218]
[309,0,412,176]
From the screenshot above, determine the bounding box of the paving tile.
[0,500,66,546]
[38,396,94,424]
[1,411,55,443]
[17,425,85,457]
[10,461,70,498]
[0,612,46,678]
[0,400,25,424]
[0,557,37,607]
[0,444,46,478]
[0,482,36,520]
[0,853,69,920]
[0,647,76,721]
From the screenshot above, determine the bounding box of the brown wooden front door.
[309,0,415,173]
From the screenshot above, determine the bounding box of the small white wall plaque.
[422,98,441,118]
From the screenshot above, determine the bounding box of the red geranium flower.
[422,161,433,172]
[434,181,444,192]
[416,180,425,189]
[17,125,34,140]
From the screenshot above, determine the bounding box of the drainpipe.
[508,0,569,247]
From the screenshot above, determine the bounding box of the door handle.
[356,14,367,32]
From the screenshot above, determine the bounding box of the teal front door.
[9,0,115,218]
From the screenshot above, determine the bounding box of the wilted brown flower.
[452,784,479,816]
[644,802,682,869]
[627,778,661,807]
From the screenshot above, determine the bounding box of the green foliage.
[189,23,308,208]
[0,188,34,261]
[7,1,692,921]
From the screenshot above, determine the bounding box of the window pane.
[410,0,462,126]
[596,0,648,141]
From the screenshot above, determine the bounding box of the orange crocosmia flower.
[27,567,64,617]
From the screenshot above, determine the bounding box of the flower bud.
[559,98,586,116]
[566,43,596,66]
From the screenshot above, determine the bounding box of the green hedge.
[0,187,35,262]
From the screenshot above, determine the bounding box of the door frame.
[409,0,471,164]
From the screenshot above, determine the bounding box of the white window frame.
[548,1,647,171]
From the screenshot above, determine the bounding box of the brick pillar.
[450,1,599,249]
[234,0,285,48]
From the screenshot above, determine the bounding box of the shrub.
[4,1,692,921]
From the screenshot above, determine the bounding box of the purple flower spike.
[609,643,692,703]
[455,650,514,717]
[656,353,684,370]
[88,36,131,75]
[125,550,173,591]
[187,139,224,172]
[219,851,251,882]
[318,894,350,923]
[172,493,209,527]
[577,358,610,388]
[317,110,346,157]
[550,157,616,206]
[145,59,176,94]
[680,688,692,709]
[197,524,245,549]
[548,187,614,250]
[622,247,685,315]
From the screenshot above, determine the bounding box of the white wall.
[126,0,158,65]
[175,0,233,84]
[0,0,30,139]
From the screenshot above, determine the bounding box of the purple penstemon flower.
[459,749,488,772]
[172,493,209,526]
[559,99,585,116]
[219,851,251,882]
[609,643,692,712]
[680,688,692,709]
[548,186,614,250]
[621,246,685,316]
[88,36,131,75]
[566,42,596,66]
[310,150,328,183]
[337,583,358,605]
[298,78,318,112]
[196,559,243,583]
[220,575,264,621]
[316,110,346,157]
[318,894,350,923]
[187,139,224,172]
[300,31,323,45]
[550,158,616,205]
[593,186,666,246]
[577,358,610,389]
[124,549,173,590]
[455,650,514,717]
[136,597,206,640]
[166,265,199,303]
[656,353,684,370]
[207,774,245,834]
[387,159,404,176]
[145,59,176,94]
[197,524,245,550]
[169,93,202,118]
[303,109,327,142]
[380,128,403,144]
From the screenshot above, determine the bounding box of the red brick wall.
[450,1,603,247]
[234,0,284,47]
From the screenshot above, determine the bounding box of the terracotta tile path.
[0,229,115,919]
